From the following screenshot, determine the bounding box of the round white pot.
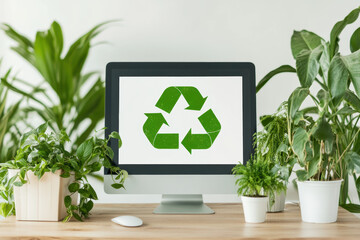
[241,195,268,223]
[267,190,286,213]
[297,180,343,223]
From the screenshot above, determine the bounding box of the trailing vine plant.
[0,122,127,221]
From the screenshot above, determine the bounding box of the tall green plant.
[257,6,360,212]
[0,65,21,163]
[0,21,112,151]
[256,103,295,184]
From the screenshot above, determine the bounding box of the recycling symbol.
[143,86,221,154]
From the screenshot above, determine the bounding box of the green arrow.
[155,86,207,113]
[143,113,168,144]
[155,87,181,114]
[181,129,212,154]
[154,134,179,149]
[143,113,179,149]
[177,87,207,111]
[198,109,221,142]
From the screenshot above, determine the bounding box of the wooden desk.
[0,203,359,239]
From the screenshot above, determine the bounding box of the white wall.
[1,0,360,204]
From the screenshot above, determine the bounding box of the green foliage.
[256,103,295,183]
[0,63,22,163]
[0,21,114,152]
[0,122,127,221]
[257,6,360,212]
[232,156,286,198]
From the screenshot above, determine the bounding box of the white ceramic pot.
[297,180,343,223]
[8,169,78,221]
[241,195,268,223]
[267,190,286,213]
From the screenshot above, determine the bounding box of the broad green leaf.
[316,89,329,109]
[350,27,360,53]
[76,139,94,162]
[85,200,94,212]
[296,45,323,88]
[49,21,63,59]
[312,117,334,154]
[111,183,124,189]
[291,30,323,59]
[344,151,360,173]
[256,65,296,93]
[344,90,360,112]
[307,157,320,178]
[87,184,98,200]
[72,212,83,222]
[328,55,350,105]
[14,181,23,187]
[341,50,360,98]
[64,195,72,208]
[330,7,360,58]
[68,182,80,193]
[296,170,308,181]
[319,41,330,81]
[109,131,122,148]
[288,87,309,119]
[292,127,309,161]
[0,202,14,217]
[36,122,48,135]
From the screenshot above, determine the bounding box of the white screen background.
[119,76,243,164]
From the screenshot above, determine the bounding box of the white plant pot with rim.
[297,180,343,223]
[8,169,78,221]
[267,190,286,213]
[241,195,268,223]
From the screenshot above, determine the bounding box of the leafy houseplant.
[232,156,285,223]
[1,21,111,152]
[0,122,127,221]
[256,6,360,221]
[256,103,295,212]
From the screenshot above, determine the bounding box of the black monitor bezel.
[105,62,256,175]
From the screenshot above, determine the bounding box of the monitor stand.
[153,194,215,214]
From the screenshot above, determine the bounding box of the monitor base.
[153,194,215,214]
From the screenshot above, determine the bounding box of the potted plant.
[232,156,284,223]
[256,6,360,221]
[0,122,127,221]
[256,103,295,212]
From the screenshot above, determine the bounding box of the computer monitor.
[104,62,256,214]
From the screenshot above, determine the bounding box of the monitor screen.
[105,62,256,174]
[119,76,243,165]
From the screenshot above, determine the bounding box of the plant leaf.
[296,170,308,181]
[328,55,350,105]
[288,87,309,119]
[291,30,323,59]
[292,127,309,161]
[76,139,93,162]
[64,196,72,208]
[68,182,80,193]
[256,65,296,93]
[330,7,360,58]
[296,45,323,88]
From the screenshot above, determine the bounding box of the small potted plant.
[232,156,284,223]
[256,103,295,212]
[0,122,127,221]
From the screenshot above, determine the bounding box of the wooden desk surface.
[0,203,359,240]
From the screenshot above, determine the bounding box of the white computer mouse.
[111,215,143,227]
